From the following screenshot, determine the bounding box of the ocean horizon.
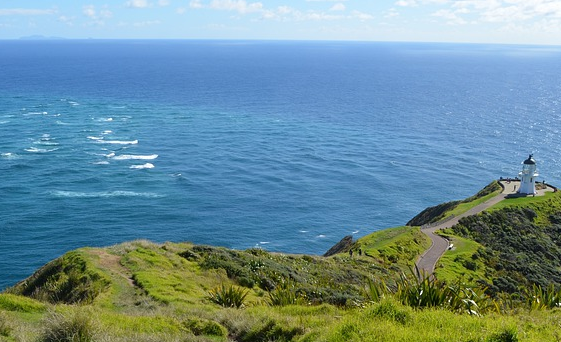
[1,40,561,290]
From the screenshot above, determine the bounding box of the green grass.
[443,188,502,219]
[3,238,561,341]
[0,294,46,313]
[3,178,561,342]
[357,226,431,267]
[435,234,489,284]
[489,191,561,225]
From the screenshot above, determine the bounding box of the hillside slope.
[2,183,561,341]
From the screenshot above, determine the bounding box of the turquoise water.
[1,40,561,289]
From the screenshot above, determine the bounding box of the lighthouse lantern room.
[518,154,539,195]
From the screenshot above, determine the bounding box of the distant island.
[1,179,561,341]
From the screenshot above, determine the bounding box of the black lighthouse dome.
[523,154,536,165]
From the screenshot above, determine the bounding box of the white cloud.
[133,20,161,26]
[176,7,187,14]
[190,0,203,9]
[83,5,112,19]
[330,3,346,11]
[159,0,170,6]
[58,15,74,26]
[209,0,263,14]
[0,8,57,16]
[126,0,150,8]
[395,0,448,6]
[352,10,374,21]
[448,0,561,24]
[83,5,96,18]
[384,8,400,18]
[431,9,468,24]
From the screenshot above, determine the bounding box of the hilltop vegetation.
[446,192,561,295]
[2,181,561,341]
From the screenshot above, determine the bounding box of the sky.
[1,0,561,45]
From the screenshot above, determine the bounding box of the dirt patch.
[89,249,135,287]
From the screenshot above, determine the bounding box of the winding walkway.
[415,181,552,275]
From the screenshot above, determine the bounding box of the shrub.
[239,319,304,342]
[183,318,227,337]
[363,278,390,302]
[11,251,110,304]
[267,282,303,306]
[394,268,493,315]
[39,309,98,342]
[487,327,519,342]
[0,312,13,337]
[0,293,46,312]
[524,283,561,310]
[368,298,412,325]
[207,284,249,308]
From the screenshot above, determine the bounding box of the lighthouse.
[518,154,539,195]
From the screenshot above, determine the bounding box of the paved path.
[415,180,552,275]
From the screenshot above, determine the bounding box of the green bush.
[487,327,518,342]
[524,283,561,310]
[267,282,305,306]
[207,284,249,308]
[0,312,13,337]
[183,317,228,337]
[368,298,412,325]
[10,251,110,304]
[39,309,98,342]
[393,268,493,315]
[238,319,303,342]
[363,278,390,302]
[0,293,46,312]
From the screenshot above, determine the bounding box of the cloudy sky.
[1,0,560,45]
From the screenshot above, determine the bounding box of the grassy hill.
[2,182,561,341]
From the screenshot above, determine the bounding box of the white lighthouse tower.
[518,154,539,195]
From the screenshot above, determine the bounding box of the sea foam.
[112,154,158,160]
[99,140,139,145]
[51,190,163,198]
[129,163,155,169]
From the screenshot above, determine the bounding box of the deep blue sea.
[1,40,561,289]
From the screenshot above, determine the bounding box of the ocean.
[1,40,561,290]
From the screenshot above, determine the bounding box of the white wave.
[25,111,48,115]
[102,130,113,135]
[113,154,158,160]
[93,161,110,165]
[97,117,113,122]
[352,230,360,234]
[317,234,326,238]
[25,147,58,153]
[56,121,70,125]
[68,101,80,106]
[259,241,270,245]
[51,190,163,198]
[87,136,103,141]
[34,140,59,146]
[0,120,9,124]
[1,152,19,159]
[105,152,115,158]
[98,140,138,145]
[299,230,308,233]
[129,163,154,169]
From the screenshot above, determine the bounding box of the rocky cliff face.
[323,235,354,257]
